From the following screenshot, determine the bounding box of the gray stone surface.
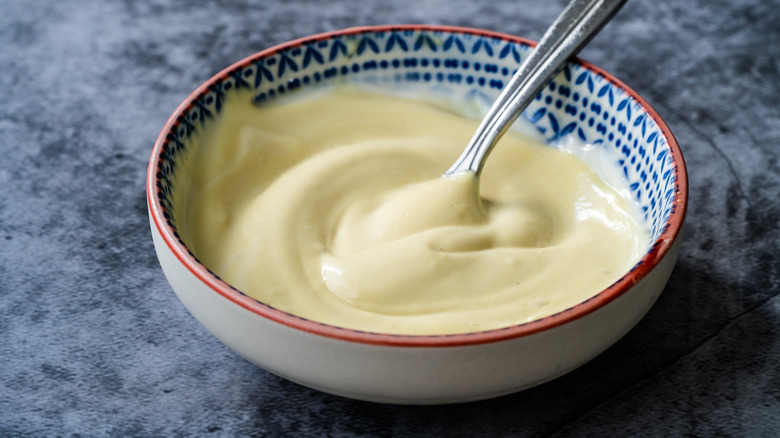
[2,0,779,436]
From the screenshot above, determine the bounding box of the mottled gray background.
[2,0,779,436]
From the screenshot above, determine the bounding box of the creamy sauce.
[181,86,648,335]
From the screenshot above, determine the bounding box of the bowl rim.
[147,24,688,348]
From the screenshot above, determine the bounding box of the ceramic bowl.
[147,25,687,404]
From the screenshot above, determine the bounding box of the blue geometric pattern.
[156,27,679,255]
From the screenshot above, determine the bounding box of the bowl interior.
[149,25,686,344]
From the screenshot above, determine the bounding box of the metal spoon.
[445,0,627,177]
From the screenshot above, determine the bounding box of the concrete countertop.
[2,0,779,436]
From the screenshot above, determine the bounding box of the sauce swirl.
[181,87,647,335]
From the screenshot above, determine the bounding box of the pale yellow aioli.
[179,86,648,335]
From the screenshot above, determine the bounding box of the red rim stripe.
[147,25,688,348]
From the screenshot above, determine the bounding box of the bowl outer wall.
[151,210,683,404]
[146,25,688,403]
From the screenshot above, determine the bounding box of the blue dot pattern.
[156,28,678,253]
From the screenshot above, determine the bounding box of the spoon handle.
[445,0,627,176]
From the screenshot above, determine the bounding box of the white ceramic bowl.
[147,25,688,404]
